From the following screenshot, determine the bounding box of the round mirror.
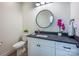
[36,10,54,28]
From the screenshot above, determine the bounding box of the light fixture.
[45,2,50,4]
[35,3,40,7]
[40,2,45,5]
[35,2,52,7]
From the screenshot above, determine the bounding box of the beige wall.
[0,3,23,55]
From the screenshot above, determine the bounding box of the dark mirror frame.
[36,10,54,28]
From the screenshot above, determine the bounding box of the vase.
[58,32,62,36]
[58,27,62,36]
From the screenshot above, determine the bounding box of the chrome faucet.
[37,29,40,34]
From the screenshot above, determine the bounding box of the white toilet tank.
[22,34,28,42]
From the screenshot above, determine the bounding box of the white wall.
[33,2,70,32]
[0,3,23,55]
[70,2,79,36]
[22,2,70,33]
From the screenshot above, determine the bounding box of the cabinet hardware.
[63,46,71,49]
[37,44,40,47]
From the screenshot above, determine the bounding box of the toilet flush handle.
[0,42,3,46]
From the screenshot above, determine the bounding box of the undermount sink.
[36,34,48,38]
[13,41,25,49]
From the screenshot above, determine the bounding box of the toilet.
[13,34,28,56]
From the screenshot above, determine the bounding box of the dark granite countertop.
[27,31,79,48]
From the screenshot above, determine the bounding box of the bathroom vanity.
[27,9,79,56]
[27,31,79,56]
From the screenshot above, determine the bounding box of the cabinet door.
[38,39,55,56]
[28,37,55,56]
[40,45,54,56]
[28,38,41,56]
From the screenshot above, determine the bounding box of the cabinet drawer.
[56,49,70,56]
[56,42,77,52]
[38,39,55,48]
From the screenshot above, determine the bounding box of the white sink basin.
[36,35,48,38]
[13,41,25,49]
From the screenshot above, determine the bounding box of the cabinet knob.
[37,44,40,47]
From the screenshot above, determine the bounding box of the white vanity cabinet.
[27,37,79,56]
[28,37,55,56]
